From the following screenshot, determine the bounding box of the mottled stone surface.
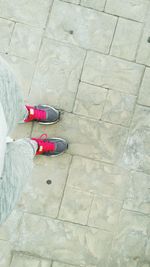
[0,0,52,27]
[123,171,150,215]
[0,18,14,53]
[46,0,117,53]
[82,52,144,95]
[102,90,136,126]
[138,68,150,106]
[10,23,43,60]
[67,156,130,200]
[15,213,112,266]
[59,186,92,224]
[105,0,149,22]
[0,241,12,267]
[11,123,32,140]
[0,209,22,243]
[108,210,150,267]
[111,18,142,61]
[52,262,77,267]
[88,195,122,231]
[32,112,128,164]
[61,0,80,3]
[18,155,71,218]
[73,82,107,119]
[0,0,150,265]
[1,54,35,100]
[122,105,150,174]
[136,17,150,66]
[81,0,106,11]
[10,253,51,267]
[29,38,85,112]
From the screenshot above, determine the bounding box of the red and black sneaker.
[32,134,68,156]
[25,105,60,124]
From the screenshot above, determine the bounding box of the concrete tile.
[136,18,150,66]
[111,18,142,61]
[102,90,136,126]
[1,54,35,101]
[29,38,85,112]
[10,253,51,267]
[10,23,43,60]
[0,209,22,243]
[67,156,129,200]
[123,171,150,215]
[73,82,107,119]
[88,195,122,231]
[81,0,106,11]
[32,112,128,164]
[105,0,149,22]
[46,0,117,53]
[17,154,71,218]
[53,262,77,267]
[59,186,92,224]
[0,0,52,27]
[60,0,80,3]
[0,18,14,53]
[122,105,150,174]
[82,52,144,95]
[11,123,32,140]
[0,240,12,267]
[108,210,149,267]
[138,67,150,106]
[16,213,112,266]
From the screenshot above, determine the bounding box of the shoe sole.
[42,137,68,157]
[38,105,61,125]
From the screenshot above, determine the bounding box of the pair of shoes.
[24,105,68,157]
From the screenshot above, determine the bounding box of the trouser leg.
[0,56,27,134]
[0,139,37,225]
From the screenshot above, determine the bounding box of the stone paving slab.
[88,195,122,232]
[0,240,12,267]
[28,38,85,112]
[59,186,93,225]
[15,213,113,266]
[10,253,51,267]
[123,171,150,215]
[108,210,150,267]
[0,0,150,266]
[105,0,150,22]
[82,51,144,95]
[46,0,117,53]
[1,54,35,101]
[0,18,14,53]
[102,90,136,126]
[73,82,108,120]
[0,0,52,27]
[67,156,130,201]
[110,18,142,61]
[61,0,80,4]
[136,15,150,66]
[10,23,43,60]
[0,209,22,243]
[81,0,106,11]
[32,112,128,164]
[17,154,71,218]
[138,67,150,106]
[122,104,150,174]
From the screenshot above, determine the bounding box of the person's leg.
[0,138,37,224]
[0,56,27,134]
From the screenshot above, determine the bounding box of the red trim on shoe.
[24,105,47,122]
[31,134,55,155]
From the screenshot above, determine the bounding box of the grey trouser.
[0,58,36,224]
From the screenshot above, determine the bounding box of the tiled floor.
[0,0,150,266]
